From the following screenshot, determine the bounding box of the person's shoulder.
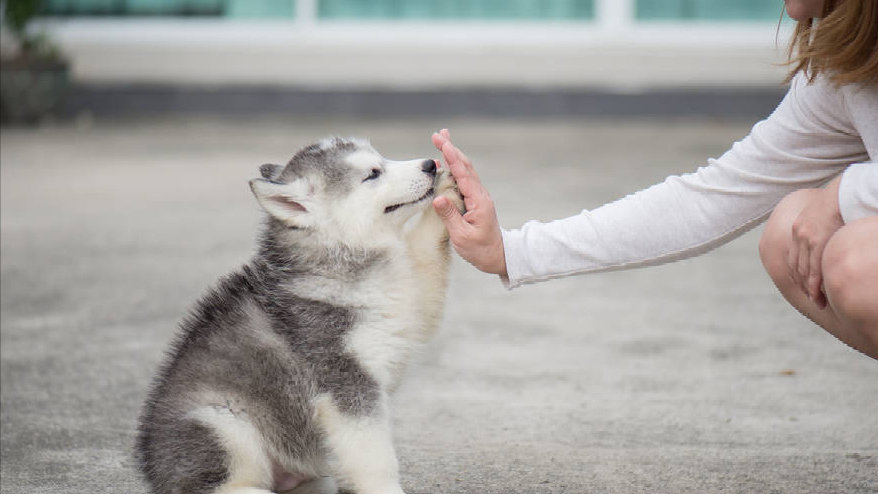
[793,71,876,153]
[789,71,839,100]
[791,71,876,105]
[838,77,877,111]
[782,71,855,123]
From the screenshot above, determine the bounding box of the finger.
[809,277,827,308]
[815,284,828,309]
[787,237,800,286]
[441,142,481,185]
[463,196,480,216]
[432,129,453,150]
[440,141,459,168]
[441,142,472,185]
[443,141,476,175]
[432,131,450,152]
[462,209,483,225]
[436,140,491,213]
[807,244,826,307]
[448,169,488,208]
[433,196,469,238]
[797,241,810,295]
[432,132,445,152]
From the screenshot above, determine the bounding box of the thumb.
[433,196,466,235]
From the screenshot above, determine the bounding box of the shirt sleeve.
[838,162,878,223]
[502,74,871,289]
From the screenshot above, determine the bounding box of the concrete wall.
[40,19,794,90]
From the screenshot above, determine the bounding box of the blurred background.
[1,0,793,119]
[5,2,876,494]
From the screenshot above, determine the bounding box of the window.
[317,0,594,20]
[636,0,783,21]
[42,0,295,17]
[42,0,783,22]
[42,0,595,20]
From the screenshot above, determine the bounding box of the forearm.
[501,72,874,289]
[502,157,844,288]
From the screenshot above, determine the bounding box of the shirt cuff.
[499,228,526,289]
[838,162,878,224]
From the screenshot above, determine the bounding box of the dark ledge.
[64,84,787,118]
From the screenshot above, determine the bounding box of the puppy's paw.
[435,170,465,214]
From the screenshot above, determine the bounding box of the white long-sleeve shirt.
[502,73,877,289]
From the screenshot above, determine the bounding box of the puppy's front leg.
[315,396,405,494]
[405,171,465,339]
[408,170,465,248]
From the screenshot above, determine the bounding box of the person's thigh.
[760,190,876,357]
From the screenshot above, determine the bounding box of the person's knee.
[760,189,819,286]
[822,242,853,304]
[822,226,877,327]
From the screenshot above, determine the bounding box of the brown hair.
[787,0,877,86]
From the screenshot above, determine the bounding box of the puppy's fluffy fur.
[136,138,464,494]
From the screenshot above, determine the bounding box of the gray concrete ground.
[1,116,876,494]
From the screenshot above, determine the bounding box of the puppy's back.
[135,267,328,493]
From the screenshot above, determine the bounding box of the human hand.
[431,129,508,277]
[788,177,845,308]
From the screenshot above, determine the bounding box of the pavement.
[1,115,876,494]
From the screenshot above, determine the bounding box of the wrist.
[490,255,508,278]
[489,229,508,277]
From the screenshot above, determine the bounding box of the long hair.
[787,0,877,85]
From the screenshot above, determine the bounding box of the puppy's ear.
[249,177,314,228]
[259,163,283,181]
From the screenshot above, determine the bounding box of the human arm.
[501,74,870,288]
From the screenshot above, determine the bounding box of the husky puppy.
[136,137,464,494]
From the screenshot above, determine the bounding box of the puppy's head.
[250,137,437,245]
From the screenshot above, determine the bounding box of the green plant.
[3,0,62,61]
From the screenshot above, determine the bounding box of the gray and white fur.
[136,137,464,494]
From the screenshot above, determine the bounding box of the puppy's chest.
[285,258,424,388]
[351,271,423,339]
[344,264,425,387]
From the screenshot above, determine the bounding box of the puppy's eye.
[363,168,381,182]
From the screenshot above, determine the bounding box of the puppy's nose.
[421,159,437,176]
